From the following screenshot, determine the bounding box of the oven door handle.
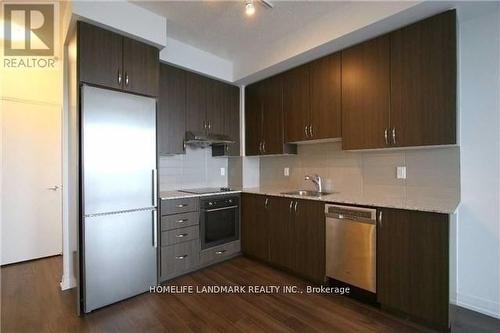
[204,205,239,213]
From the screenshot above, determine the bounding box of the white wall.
[72,0,167,47]
[160,37,233,82]
[457,2,500,318]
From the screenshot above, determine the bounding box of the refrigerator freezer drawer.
[84,209,157,312]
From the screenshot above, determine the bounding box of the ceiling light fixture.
[245,0,255,16]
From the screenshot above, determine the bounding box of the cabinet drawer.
[161,212,198,231]
[161,225,199,246]
[160,240,200,280]
[200,241,241,266]
[161,197,198,215]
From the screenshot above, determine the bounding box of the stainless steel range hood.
[184,131,235,147]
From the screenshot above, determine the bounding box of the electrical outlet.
[220,167,225,176]
[396,166,407,179]
[284,167,290,177]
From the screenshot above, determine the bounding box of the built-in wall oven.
[200,195,240,250]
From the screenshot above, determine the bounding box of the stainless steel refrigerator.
[80,85,157,313]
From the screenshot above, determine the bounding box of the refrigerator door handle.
[152,169,158,207]
[153,210,158,248]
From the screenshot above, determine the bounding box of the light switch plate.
[397,166,407,179]
[220,167,225,176]
[284,167,290,177]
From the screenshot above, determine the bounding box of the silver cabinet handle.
[205,205,238,213]
[117,70,122,85]
[392,128,397,145]
[378,210,383,227]
[176,233,188,238]
[294,201,298,213]
[309,125,313,138]
[176,204,188,208]
[304,125,308,138]
[175,255,188,260]
[264,198,269,209]
[289,200,294,213]
[208,121,211,130]
[384,129,388,145]
[215,250,227,255]
[152,210,157,248]
[47,185,59,191]
[125,72,129,86]
[152,169,158,206]
[262,141,266,153]
[259,141,263,154]
[177,219,188,223]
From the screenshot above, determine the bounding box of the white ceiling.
[134,1,349,63]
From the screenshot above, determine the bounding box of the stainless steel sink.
[280,190,330,197]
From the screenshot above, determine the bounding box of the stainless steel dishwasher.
[325,204,377,292]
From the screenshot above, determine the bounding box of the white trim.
[60,274,77,290]
[456,292,500,319]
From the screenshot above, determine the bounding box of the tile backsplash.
[159,146,228,191]
[259,142,460,207]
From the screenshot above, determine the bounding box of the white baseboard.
[456,292,500,319]
[60,275,77,290]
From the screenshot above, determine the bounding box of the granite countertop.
[160,186,459,214]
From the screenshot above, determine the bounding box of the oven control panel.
[201,196,239,210]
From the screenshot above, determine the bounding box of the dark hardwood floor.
[2,256,498,333]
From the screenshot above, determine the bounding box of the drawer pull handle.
[175,255,188,260]
[215,250,227,255]
[176,204,188,208]
[177,219,188,223]
[176,233,188,238]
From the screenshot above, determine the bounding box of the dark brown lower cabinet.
[269,197,295,271]
[241,194,269,261]
[241,194,325,284]
[293,199,325,283]
[377,208,449,331]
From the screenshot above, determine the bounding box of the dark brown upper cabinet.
[122,38,159,97]
[186,72,209,133]
[342,10,456,150]
[223,85,241,156]
[283,53,342,143]
[390,10,456,147]
[78,21,159,97]
[341,35,391,150]
[309,53,342,140]
[158,64,186,155]
[377,208,449,331]
[244,83,263,156]
[186,71,239,151]
[283,64,310,142]
[245,76,297,156]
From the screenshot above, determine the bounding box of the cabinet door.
[122,37,159,97]
[310,53,341,140]
[241,194,269,261]
[186,72,208,133]
[244,83,263,156]
[262,75,286,155]
[206,79,225,134]
[269,197,295,271]
[224,85,240,156]
[78,21,123,90]
[293,199,325,283]
[158,64,186,155]
[341,35,391,150]
[378,208,449,331]
[390,10,456,147]
[283,65,310,143]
